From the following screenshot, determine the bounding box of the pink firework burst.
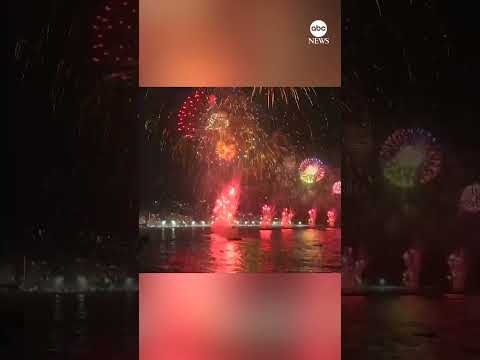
[332,181,341,195]
[380,128,442,187]
[91,0,138,79]
[299,158,326,184]
[177,90,216,138]
[211,179,240,227]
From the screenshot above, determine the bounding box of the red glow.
[177,90,209,138]
[212,179,240,228]
[308,208,317,226]
[281,208,294,227]
[260,204,274,227]
[332,181,341,195]
[208,94,217,107]
[140,274,341,360]
[209,233,241,272]
[327,209,336,227]
[216,140,237,161]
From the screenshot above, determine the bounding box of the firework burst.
[174,92,290,181]
[308,208,317,226]
[90,0,138,81]
[215,139,237,161]
[250,87,317,108]
[332,181,341,195]
[260,204,274,227]
[459,183,480,213]
[176,89,213,138]
[205,110,230,130]
[380,128,442,188]
[211,179,240,227]
[299,158,326,184]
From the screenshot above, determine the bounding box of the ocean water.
[342,295,480,360]
[139,227,341,272]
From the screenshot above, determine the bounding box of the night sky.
[139,87,341,217]
[342,1,479,287]
[10,1,139,255]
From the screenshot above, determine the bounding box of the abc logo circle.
[310,20,328,38]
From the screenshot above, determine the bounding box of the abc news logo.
[308,20,330,45]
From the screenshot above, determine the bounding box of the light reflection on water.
[139,228,341,272]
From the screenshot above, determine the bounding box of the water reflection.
[140,228,341,272]
[342,295,479,360]
[21,293,138,359]
[72,294,88,358]
[49,294,64,355]
[209,233,242,273]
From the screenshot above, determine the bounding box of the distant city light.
[54,276,64,289]
[77,275,88,291]
[125,277,135,289]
